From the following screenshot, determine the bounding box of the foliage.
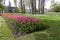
[0,0,4,10]
[51,3,60,12]
[2,13,48,33]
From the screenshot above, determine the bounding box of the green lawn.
[15,12,60,40]
[0,16,15,40]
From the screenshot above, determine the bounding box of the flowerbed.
[2,13,49,34]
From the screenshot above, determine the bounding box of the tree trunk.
[14,0,17,7]
[38,0,45,14]
[22,0,25,13]
[41,0,45,14]
[38,0,41,14]
[30,0,36,15]
[20,0,23,13]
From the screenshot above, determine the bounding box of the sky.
[4,0,15,7]
[4,0,60,9]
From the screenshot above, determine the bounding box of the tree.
[41,0,45,14]
[38,0,41,14]
[20,0,23,13]
[0,0,5,13]
[51,0,55,8]
[20,0,25,13]
[22,0,25,13]
[38,0,45,14]
[51,0,60,12]
[30,0,36,14]
[51,3,60,12]
[25,0,30,13]
[9,0,11,7]
[14,0,17,7]
[0,0,4,10]
[14,0,20,13]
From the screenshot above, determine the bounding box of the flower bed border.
[2,14,49,36]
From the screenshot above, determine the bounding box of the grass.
[15,12,60,40]
[1,12,60,40]
[0,16,15,40]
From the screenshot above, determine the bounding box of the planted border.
[2,13,49,35]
